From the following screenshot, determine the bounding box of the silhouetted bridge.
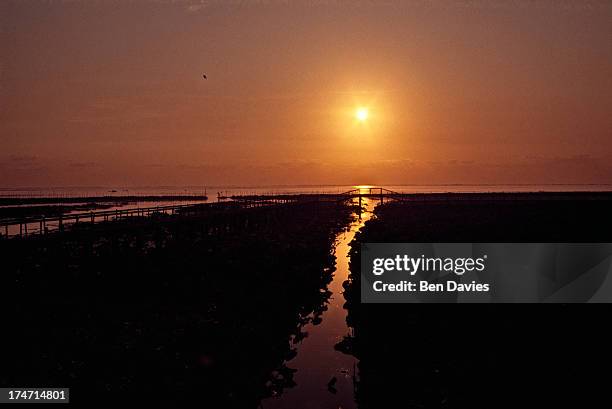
[224,187,403,203]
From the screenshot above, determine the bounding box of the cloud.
[186,4,207,13]
[8,155,38,163]
[68,161,100,169]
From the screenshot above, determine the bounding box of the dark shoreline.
[0,195,208,206]
[3,191,611,207]
[0,195,209,220]
[0,203,125,219]
[230,190,612,202]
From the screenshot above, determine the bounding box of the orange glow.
[355,107,369,122]
[2,1,611,187]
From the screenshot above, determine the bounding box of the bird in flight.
[202,74,207,79]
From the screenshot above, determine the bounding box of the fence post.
[359,194,362,219]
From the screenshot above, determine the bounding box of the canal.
[263,198,373,409]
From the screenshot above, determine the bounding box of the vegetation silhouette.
[1,200,354,407]
[340,194,612,407]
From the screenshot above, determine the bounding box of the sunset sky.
[2,0,611,187]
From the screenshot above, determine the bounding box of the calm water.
[2,183,612,198]
[263,198,373,409]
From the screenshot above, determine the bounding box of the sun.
[355,107,369,122]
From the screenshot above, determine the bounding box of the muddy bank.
[0,195,207,206]
[341,195,612,407]
[1,201,354,407]
[0,202,127,219]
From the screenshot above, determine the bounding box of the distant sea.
[1,184,612,198]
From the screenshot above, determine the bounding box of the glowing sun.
[355,107,369,122]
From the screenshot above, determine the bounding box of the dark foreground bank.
[3,192,612,407]
[1,200,353,407]
[342,194,612,407]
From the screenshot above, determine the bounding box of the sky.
[1,0,612,187]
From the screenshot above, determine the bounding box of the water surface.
[263,198,372,409]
